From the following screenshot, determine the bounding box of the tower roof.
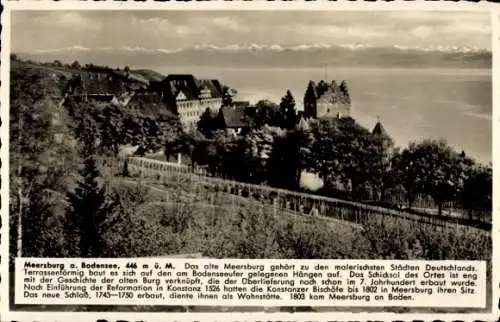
[372,116,389,138]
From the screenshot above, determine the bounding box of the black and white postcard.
[1,2,497,321]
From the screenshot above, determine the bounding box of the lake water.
[156,66,492,164]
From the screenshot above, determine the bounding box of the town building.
[217,105,250,136]
[64,70,147,102]
[303,80,351,119]
[158,74,224,128]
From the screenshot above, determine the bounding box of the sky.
[11,10,491,53]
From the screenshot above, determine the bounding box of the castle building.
[159,74,223,128]
[303,80,351,119]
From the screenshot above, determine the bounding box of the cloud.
[133,17,172,30]
[442,21,491,35]
[411,26,433,39]
[212,16,244,31]
[31,11,101,30]
[11,10,491,53]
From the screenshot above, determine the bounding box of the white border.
[1,2,498,321]
[491,5,499,322]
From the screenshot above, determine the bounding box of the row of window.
[178,101,198,109]
[177,99,221,109]
[182,111,202,118]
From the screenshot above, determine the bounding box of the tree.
[197,108,218,137]
[71,60,81,70]
[395,139,467,216]
[10,66,76,260]
[391,146,420,209]
[309,117,385,199]
[124,66,131,79]
[102,184,151,256]
[254,99,280,127]
[128,113,182,157]
[65,155,110,257]
[459,163,491,220]
[268,126,314,190]
[222,86,237,107]
[279,90,297,129]
[303,81,317,118]
[239,127,285,184]
[118,115,139,148]
[98,106,123,157]
[65,118,111,257]
[190,136,213,170]
[75,113,101,158]
[163,114,186,161]
[181,129,207,169]
[207,130,244,179]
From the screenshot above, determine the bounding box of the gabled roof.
[220,106,248,128]
[199,79,223,98]
[176,91,187,101]
[164,74,200,100]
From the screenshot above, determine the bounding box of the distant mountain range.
[17,43,492,69]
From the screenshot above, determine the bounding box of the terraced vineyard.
[103,156,491,235]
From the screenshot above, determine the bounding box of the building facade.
[159,75,223,128]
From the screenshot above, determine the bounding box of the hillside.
[132,69,166,82]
